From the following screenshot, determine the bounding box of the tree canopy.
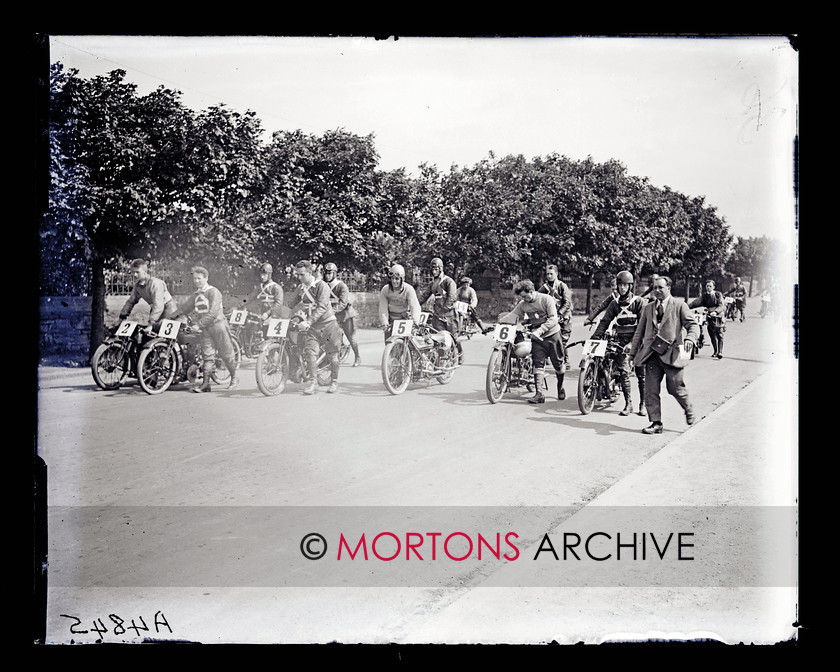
[42,64,766,353]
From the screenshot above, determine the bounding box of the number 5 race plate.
[391,319,413,336]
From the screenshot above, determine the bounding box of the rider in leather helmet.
[593,270,646,416]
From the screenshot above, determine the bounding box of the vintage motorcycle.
[227,308,264,359]
[724,296,738,321]
[380,312,463,395]
[691,308,708,352]
[254,315,333,396]
[134,318,241,395]
[485,323,537,403]
[90,319,157,390]
[569,323,622,415]
[453,301,481,340]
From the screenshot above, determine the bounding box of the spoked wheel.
[338,342,352,364]
[255,341,289,396]
[211,336,242,384]
[382,339,412,395]
[436,340,462,385]
[485,348,509,404]
[136,340,178,395]
[316,351,333,386]
[577,358,598,414]
[91,341,131,390]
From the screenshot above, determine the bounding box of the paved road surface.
[36,310,797,645]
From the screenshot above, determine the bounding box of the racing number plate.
[582,339,607,357]
[229,309,248,326]
[158,319,182,340]
[392,319,413,336]
[492,324,516,343]
[116,320,139,337]
[266,318,290,338]
[454,301,470,315]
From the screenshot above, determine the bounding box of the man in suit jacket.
[628,275,700,434]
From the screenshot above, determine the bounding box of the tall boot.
[637,372,646,416]
[529,371,546,404]
[193,361,214,393]
[619,376,633,416]
[328,356,340,393]
[351,342,361,367]
[556,373,566,400]
[303,354,318,395]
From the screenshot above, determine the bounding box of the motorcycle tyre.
[255,341,290,396]
[211,336,242,384]
[485,348,508,404]
[577,358,598,415]
[436,340,462,385]
[136,340,178,395]
[382,339,412,395]
[91,341,131,390]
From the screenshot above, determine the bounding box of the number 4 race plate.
[158,319,182,340]
[116,320,139,337]
[266,318,290,338]
[582,339,608,357]
[492,324,516,343]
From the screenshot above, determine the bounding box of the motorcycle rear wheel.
[136,340,178,395]
[577,358,598,415]
[255,341,289,396]
[382,339,412,395]
[485,348,508,404]
[436,340,462,385]
[211,336,242,384]
[91,341,131,390]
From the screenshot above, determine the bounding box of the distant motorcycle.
[724,296,738,321]
[692,308,708,352]
[485,323,537,403]
[453,301,481,340]
[381,312,463,395]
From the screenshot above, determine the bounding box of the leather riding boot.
[556,373,566,400]
[529,372,545,404]
[619,377,633,415]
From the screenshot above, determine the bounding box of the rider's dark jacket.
[593,294,645,342]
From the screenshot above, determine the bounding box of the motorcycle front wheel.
[485,348,509,404]
[255,341,289,396]
[577,358,598,415]
[91,341,131,390]
[382,339,412,395]
[136,340,178,395]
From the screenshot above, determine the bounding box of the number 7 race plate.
[582,339,608,357]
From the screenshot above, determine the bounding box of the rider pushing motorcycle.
[592,270,646,416]
[498,279,565,405]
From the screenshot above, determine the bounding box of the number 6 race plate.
[492,324,516,343]
[158,319,182,340]
[116,320,139,337]
[582,339,607,357]
[266,318,290,338]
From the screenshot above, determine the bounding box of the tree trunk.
[585,273,594,314]
[89,256,106,361]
